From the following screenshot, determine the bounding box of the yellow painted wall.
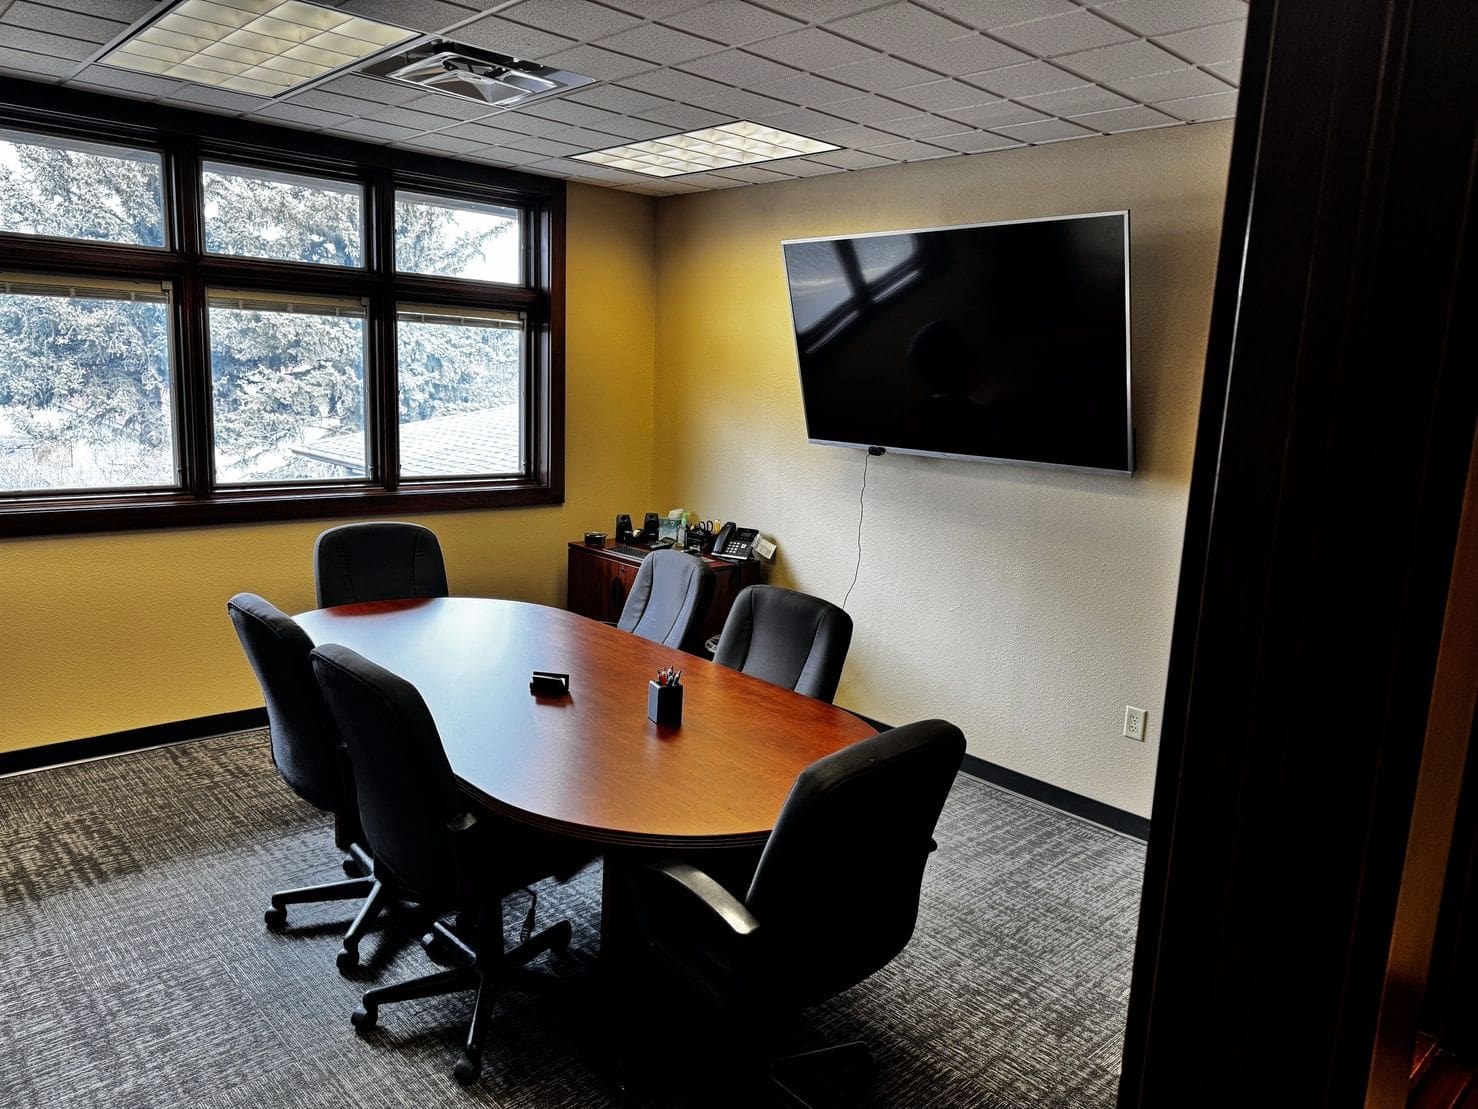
[0,183,656,753]
[652,122,1233,816]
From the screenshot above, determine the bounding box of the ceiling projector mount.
[360,41,593,110]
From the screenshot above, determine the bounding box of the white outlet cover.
[1123,705,1147,741]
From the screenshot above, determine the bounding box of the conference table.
[294,596,877,947]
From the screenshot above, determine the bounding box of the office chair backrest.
[310,643,465,903]
[313,521,449,608]
[226,592,343,814]
[747,719,965,1009]
[617,549,716,653]
[713,585,854,702]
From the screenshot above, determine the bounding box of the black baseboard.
[960,753,1150,840]
[0,708,268,778]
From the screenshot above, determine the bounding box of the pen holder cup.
[648,680,683,727]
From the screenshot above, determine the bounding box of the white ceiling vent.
[360,43,592,110]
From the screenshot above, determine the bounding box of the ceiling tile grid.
[0,0,1246,195]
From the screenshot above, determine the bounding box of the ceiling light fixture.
[573,121,840,178]
[100,0,416,97]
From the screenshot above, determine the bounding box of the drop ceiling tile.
[401,93,498,120]
[480,112,563,136]
[168,86,265,113]
[0,46,73,78]
[595,24,727,66]
[251,102,352,128]
[364,105,457,131]
[1056,39,1184,83]
[445,18,577,61]
[439,120,531,144]
[538,45,655,82]
[992,10,1134,56]
[1156,20,1247,65]
[662,1,805,46]
[1069,104,1179,131]
[1108,66,1231,102]
[499,0,643,42]
[469,146,545,165]
[895,34,1028,75]
[821,55,936,93]
[69,67,183,97]
[399,133,487,155]
[941,99,1047,128]
[877,112,971,139]
[635,102,732,130]
[1,1,125,43]
[586,115,682,140]
[967,60,1084,98]
[1205,58,1241,85]
[928,130,1025,152]
[755,72,860,106]
[708,163,796,183]
[809,122,913,148]
[651,170,741,189]
[927,0,1078,26]
[864,138,953,161]
[828,3,969,51]
[747,27,876,69]
[330,117,423,142]
[1156,89,1238,120]
[688,87,794,118]
[621,67,732,103]
[517,99,616,127]
[504,135,588,157]
[334,0,468,31]
[565,84,669,115]
[809,147,894,169]
[290,90,383,117]
[600,0,711,16]
[889,78,997,113]
[1020,83,1132,116]
[992,117,1095,143]
[1093,0,1248,36]
[0,26,95,61]
[823,95,917,124]
[679,48,801,86]
[317,75,421,106]
[772,158,846,177]
[540,124,630,148]
[751,106,852,134]
[44,0,154,18]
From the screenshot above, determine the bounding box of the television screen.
[782,211,1133,473]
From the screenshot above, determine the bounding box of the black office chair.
[226,593,388,970]
[310,643,587,1085]
[617,549,715,654]
[313,521,449,608]
[713,585,854,703]
[626,719,965,1107]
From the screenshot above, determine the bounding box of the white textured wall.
[652,122,1232,817]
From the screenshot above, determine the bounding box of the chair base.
[263,863,391,978]
[770,1042,877,1109]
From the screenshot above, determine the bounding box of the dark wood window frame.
[0,78,565,538]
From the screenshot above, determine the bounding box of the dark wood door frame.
[1119,0,1478,1104]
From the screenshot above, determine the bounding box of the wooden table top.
[296,597,875,850]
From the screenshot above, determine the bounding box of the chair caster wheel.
[421,931,454,966]
[350,1004,377,1034]
[342,857,360,878]
[264,906,287,931]
[337,946,359,976]
[453,1049,481,1085]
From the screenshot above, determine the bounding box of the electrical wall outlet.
[1123,705,1147,742]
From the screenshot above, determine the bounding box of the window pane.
[208,293,366,484]
[202,161,363,267]
[397,308,524,478]
[0,280,175,493]
[0,127,165,247]
[395,192,521,283]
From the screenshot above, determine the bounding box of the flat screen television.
[782,211,1133,474]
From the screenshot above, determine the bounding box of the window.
[0,127,165,247]
[202,162,364,267]
[0,277,174,493]
[208,293,366,483]
[0,106,563,537]
[395,191,522,284]
[397,307,525,478]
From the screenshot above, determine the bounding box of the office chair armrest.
[447,811,479,833]
[637,860,760,938]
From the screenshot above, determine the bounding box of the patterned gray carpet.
[0,731,1144,1108]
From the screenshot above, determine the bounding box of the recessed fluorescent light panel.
[573,121,840,178]
[100,0,417,97]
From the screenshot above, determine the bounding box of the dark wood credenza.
[566,540,763,646]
